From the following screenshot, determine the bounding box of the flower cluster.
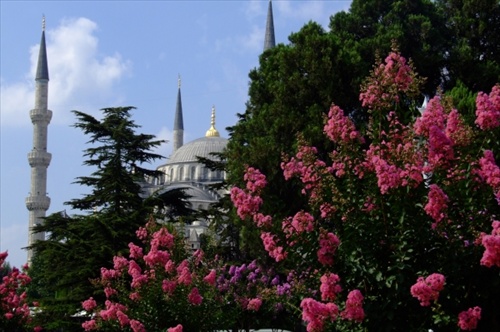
[475,84,500,130]
[480,220,500,267]
[457,306,482,331]
[360,52,418,110]
[324,104,362,144]
[410,273,446,306]
[0,252,41,331]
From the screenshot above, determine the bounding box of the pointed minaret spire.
[36,15,49,81]
[205,105,220,137]
[263,0,276,51]
[172,75,184,151]
[26,16,52,264]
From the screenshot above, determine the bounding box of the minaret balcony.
[28,150,52,167]
[26,195,51,211]
[30,108,53,124]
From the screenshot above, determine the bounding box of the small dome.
[167,136,227,164]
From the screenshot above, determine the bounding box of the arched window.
[202,167,208,180]
[190,166,196,180]
[169,168,174,183]
[179,167,184,181]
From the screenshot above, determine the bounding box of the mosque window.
[179,167,184,181]
[190,166,196,180]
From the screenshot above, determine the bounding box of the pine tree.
[28,107,192,329]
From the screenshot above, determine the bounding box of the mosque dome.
[167,135,227,164]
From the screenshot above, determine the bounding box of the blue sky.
[0,1,352,268]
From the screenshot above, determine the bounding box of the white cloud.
[0,17,131,127]
[152,126,173,163]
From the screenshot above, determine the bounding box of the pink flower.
[424,184,449,227]
[82,319,98,331]
[167,324,183,332]
[414,96,447,137]
[480,221,500,267]
[247,298,262,311]
[260,232,287,262]
[178,267,192,285]
[162,280,177,294]
[104,287,117,298]
[130,319,146,332]
[135,227,148,240]
[317,232,340,266]
[82,297,97,311]
[300,298,339,332]
[129,292,141,301]
[320,273,342,301]
[341,289,365,322]
[478,150,500,199]
[475,84,500,130]
[428,125,454,167]
[458,306,481,331]
[244,166,267,193]
[143,248,170,267]
[188,287,203,305]
[291,211,315,234]
[324,104,361,143]
[116,310,130,327]
[410,273,445,306]
[203,269,217,286]
[113,256,129,271]
[151,228,175,249]
[360,52,415,110]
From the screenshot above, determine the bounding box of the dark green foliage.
[28,107,192,329]
[436,0,500,92]
[222,0,500,269]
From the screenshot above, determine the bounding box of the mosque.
[26,1,276,261]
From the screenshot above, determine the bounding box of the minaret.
[173,75,184,151]
[26,17,52,263]
[205,105,220,137]
[263,0,276,51]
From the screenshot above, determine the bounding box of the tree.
[436,0,500,92]
[230,51,500,331]
[222,0,500,266]
[28,107,192,329]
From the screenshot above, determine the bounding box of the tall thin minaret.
[263,0,276,51]
[173,75,184,151]
[26,17,52,263]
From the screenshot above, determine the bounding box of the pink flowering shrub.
[229,49,500,330]
[0,251,41,331]
[82,219,305,331]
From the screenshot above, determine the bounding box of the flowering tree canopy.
[229,50,500,331]
[83,50,499,331]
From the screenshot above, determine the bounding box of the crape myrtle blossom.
[475,84,500,130]
[324,104,362,144]
[0,251,40,330]
[424,184,449,228]
[480,220,500,267]
[341,290,365,323]
[457,306,482,331]
[478,150,500,202]
[410,273,446,306]
[360,51,419,110]
[300,298,339,332]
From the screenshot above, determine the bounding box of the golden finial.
[205,105,220,137]
[42,15,46,32]
[178,74,181,88]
